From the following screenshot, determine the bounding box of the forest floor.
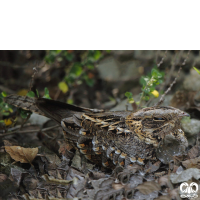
[1,50,200,200]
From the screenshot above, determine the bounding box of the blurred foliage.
[125,66,164,107]
[0,87,51,126]
[125,92,134,103]
[44,50,107,94]
[0,92,15,126]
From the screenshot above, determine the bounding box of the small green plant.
[0,92,15,125]
[125,92,134,103]
[125,67,164,107]
[0,87,51,126]
[0,92,13,117]
[44,50,107,96]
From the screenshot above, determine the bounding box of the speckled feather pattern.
[4,94,189,168]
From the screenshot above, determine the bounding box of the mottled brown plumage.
[4,94,189,168]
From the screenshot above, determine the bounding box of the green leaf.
[67,99,73,104]
[87,64,94,70]
[93,50,101,61]
[150,87,155,92]
[128,97,134,103]
[43,94,51,99]
[36,89,39,97]
[125,92,133,98]
[85,78,95,87]
[19,109,32,119]
[58,82,69,93]
[66,53,74,61]
[55,50,62,54]
[26,91,35,97]
[151,68,162,79]
[43,88,51,99]
[144,96,150,101]
[2,91,7,97]
[136,101,140,105]
[44,87,49,95]
[194,67,200,75]
[142,88,150,94]
[64,75,75,84]
[70,63,83,76]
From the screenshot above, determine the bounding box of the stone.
[181,119,200,137]
[28,113,49,126]
[183,68,200,91]
[97,57,140,82]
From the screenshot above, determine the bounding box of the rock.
[170,168,200,184]
[112,50,134,56]
[97,57,140,82]
[156,134,188,164]
[181,119,200,137]
[28,113,49,126]
[97,57,120,81]
[149,95,173,107]
[133,50,155,60]
[110,99,133,111]
[110,95,140,111]
[183,69,200,91]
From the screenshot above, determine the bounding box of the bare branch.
[0,125,60,138]
[29,67,38,92]
[155,50,191,106]
[157,50,168,67]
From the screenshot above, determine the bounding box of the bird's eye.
[153,117,165,121]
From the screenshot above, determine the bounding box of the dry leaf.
[58,142,73,155]
[169,188,179,200]
[154,195,171,200]
[5,146,38,164]
[182,157,200,169]
[136,181,161,195]
[3,139,18,147]
[158,175,169,187]
[187,144,200,159]
[170,168,200,184]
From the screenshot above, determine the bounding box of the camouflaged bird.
[4,94,189,169]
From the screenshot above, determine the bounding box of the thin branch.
[155,50,191,106]
[157,50,168,67]
[0,125,60,138]
[155,66,182,106]
[29,67,38,92]
[0,123,33,133]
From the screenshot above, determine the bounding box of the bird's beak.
[179,112,190,118]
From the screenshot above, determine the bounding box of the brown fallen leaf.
[154,195,171,200]
[136,181,161,195]
[182,156,200,169]
[5,146,38,164]
[187,144,200,159]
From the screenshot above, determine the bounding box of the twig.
[0,125,60,138]
[158,51,182,95]
[0,123,32,133]
[157,50,168,67]
[155,67,182,106]
[29,67,38,92]
[155,50,191,106]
